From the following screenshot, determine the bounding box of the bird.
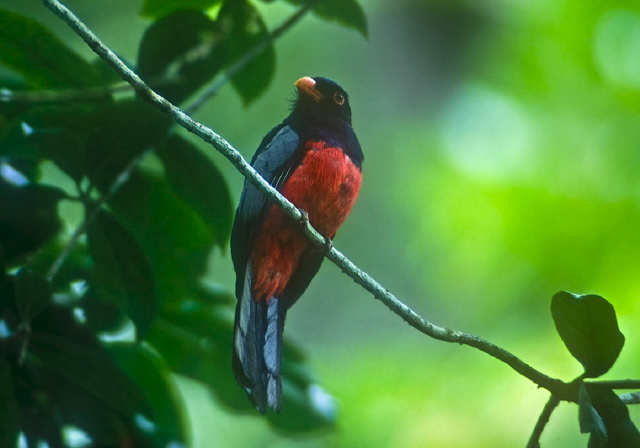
[230,76,364,413]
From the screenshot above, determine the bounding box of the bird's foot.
[297,208,309,226]
[323,236,333,254]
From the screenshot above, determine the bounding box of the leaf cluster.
[0,0,366,446]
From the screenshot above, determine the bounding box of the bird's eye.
[333,91,345,105]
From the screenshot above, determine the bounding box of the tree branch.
[185,0,323,115]
[41,0,626,407]
[526,394,561,448]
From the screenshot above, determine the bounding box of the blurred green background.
[4,0,640,446]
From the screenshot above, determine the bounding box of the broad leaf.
[27,331,144,417]
[551,291,625,378]
[1,103,97,182]
[106,170,214,304]
[85,99,172,190]
[284,0,368,37]
[88,210,157,340]
[581,384,640,448]
[0,183,65,263]
[0,8,102,88]
[0,358,19,448]
[219,0,276,104]
[138,10,226,104]
[108,343,188,446]
[579,383,607,446]
[157,135,233,249]
[14,267,51,325]
[141,0,223,18]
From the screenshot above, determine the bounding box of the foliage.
[1,0,639,447]
[0,0,365,446]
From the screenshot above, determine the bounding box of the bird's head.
[292,76,352,125]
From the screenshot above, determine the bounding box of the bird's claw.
[297,208,309,225]
[323,236,333,254]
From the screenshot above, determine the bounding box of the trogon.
[231,76,364,413]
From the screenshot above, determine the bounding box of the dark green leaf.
[1,103,97,181]
[106,170,213,306]
[157,135,233,249]
[27,331,144,417]
[138,10,226,104]
[219,0,276,104]
[14,267,51,324]
[87,210,157,340]
[85,99,172,190]
[0,358,19,448]
[108,343,188,445]
[0,8,102,88]
[582,384,640,448]
[141,0,223,18]
[551,291,625,378]
[148,292,244,409]
[25,238,92,293]
[284,0,368,37]
[580,383,607,446]
[82,287,128,334]
[0,183,65,263]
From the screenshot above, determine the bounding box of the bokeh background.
[5,0,640,446]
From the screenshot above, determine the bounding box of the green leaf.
[27,331,145,417]
[219,0,276,104]
[106,170,214,306]
[0,183,65,263]
[87,210,157,340]
[157,135,233,249]
[284,0,368,37]
[551,291,625,378]
[579,383,607,446]
[85,99,172,190]
[147,290,245,410]
[14,267,51,324]
[0,358,19,448]
[108,343,188,445]
[1,103,97,181]
[0,8,102,88]
[581,384,640,448]
[137,10,226,104]
[141,0,223,18]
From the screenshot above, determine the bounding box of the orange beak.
[295,77,323,102]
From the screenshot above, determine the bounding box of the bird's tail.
[233,265,285,413]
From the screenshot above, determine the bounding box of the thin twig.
[527,394,561,448]
[587,379,640,390]
[185,0,323,115]
[46,149,151,281]
[0,82,131,103]
[41,0,577,402]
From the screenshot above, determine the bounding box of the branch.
[46,149,150,281]
[185,0,323,115]
[588,379,640,390]
[42,0,578,403]
[0,82,130,103]
[526,394,560,448]
[620,391,640,405]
